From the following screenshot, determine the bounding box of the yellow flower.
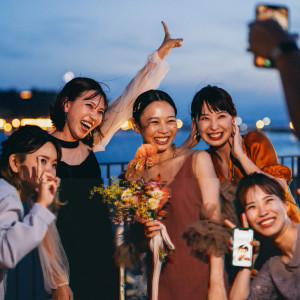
[148,198,160,210]
[148,190,164,200]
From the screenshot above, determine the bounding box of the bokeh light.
[235,117,242,126]
[289,122,294,130]
[3,123,12,132]
[0,119,6,128]
[240,123,248,132]
[20,91,32,99]
[63,71,75,83]
[177,119,183,129]
[256,120,264,129]
[120,120,133,130]
[12,118,21,128]
[263,117,271,126]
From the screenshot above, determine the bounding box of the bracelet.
[57,282,69,287]
[270,40,299,60]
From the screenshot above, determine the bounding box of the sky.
[1,0,300,127]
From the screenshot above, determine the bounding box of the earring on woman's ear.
[193,132,201,142]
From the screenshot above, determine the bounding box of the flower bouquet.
[90,144,175,300]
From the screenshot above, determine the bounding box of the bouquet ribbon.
[148,222,175,300]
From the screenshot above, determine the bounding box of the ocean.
[97,129,300,163]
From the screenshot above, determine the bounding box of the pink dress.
[158,153,208,300]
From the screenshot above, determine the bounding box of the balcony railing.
[100,155,300,200]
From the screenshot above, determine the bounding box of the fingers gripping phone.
[232,227,254,267]
[255,3,289,68]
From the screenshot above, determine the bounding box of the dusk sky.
[1,0,300,126]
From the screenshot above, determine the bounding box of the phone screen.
[254,4,289,68]
[232,228,253,267]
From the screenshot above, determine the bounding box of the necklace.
[171,143,176,157]
[51,136,80,149]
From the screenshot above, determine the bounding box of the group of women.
[0,22,299,300]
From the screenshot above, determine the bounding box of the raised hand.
[229,121,244,161]
[36,171,60,208]
[157,21,183,60]
[248,19,295,58]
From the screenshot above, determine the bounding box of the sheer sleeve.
[243,130,292,183]
[38,222,70,293]
[248,262,278,300]
[244,130,300,222]
[93,51,169,152]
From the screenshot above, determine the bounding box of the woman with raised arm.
[49,23,182,299]
[0,125,71,299]
[124,89,227,300]
[225,173,300,300]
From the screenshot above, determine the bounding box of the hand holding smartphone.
[232,227,254,267]
[254,3,289,68]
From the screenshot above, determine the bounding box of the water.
[97,129,300,163]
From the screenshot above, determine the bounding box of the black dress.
[55,147,118,300]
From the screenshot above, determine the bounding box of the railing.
[100,155,299,180]
[100,155,300,201]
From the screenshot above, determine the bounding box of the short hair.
[236,173,286,208]
[132,89,177,125]
[49,77,108,147]
[191,85,237,119]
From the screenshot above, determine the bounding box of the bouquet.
[90,144,175,300]
[89,175,170,225]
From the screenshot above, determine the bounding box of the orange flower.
[125,144,158,180]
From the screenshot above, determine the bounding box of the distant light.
[177,119,183,129]
[20,118,53,129]
[63,72,75,83]
[289,122,294,130]
[120,120,133,130]
[3,123,12,132]
[263,117,271,126]
[240,123,248,132]
[0,119,6,128]
[256,120,264,129]
[20,91,32,99]
[12,118,21,128]
[235,117,242,126]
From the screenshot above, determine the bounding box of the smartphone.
[232,227,254,267]
[254,3,289,68]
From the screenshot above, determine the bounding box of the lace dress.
[248,225,300,300]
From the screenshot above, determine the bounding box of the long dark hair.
[191,85,237,120]
[50,77,108,147]
[0,125,61,191]
[132,89,177,124]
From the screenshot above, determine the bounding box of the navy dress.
[56,149,118,300]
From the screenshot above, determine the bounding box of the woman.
[0,125,71,299]
[225,172,300,300]
[183,85,300,222]
[49,23,183,299]
[127,89,227,300]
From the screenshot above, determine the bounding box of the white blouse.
[93,51,169,152]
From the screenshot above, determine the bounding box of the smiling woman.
[48,22,183,299]
[127,89,227,300]
[228,173,300,300]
